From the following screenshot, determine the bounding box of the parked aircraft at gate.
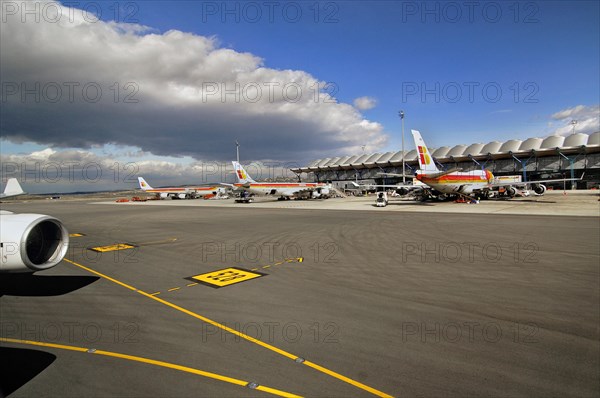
[227,161,331,200]
[138,177,226,199]
[411,130,582,198]
[358,130,580,200]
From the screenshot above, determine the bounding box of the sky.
[1,0,599,192]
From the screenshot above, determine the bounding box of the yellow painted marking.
[263,265,271,269]
[0,337,301,398]
[168,287,181,292]
[186,283,198,287]
[274,262,283,266]
[150,292,161,296]
[136,237,178,246]
[251,268,259,271]
[63,259,393,397]
[297,257,303,263]
[69,233,85,237]
[89,243,135,253]
[303,360,392,397]
[190,267,264,288]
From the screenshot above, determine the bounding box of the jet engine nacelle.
[533,184,547,195]
[396,187,409,196]
[0,211,69,273]
[506,186,518,197]
[177,193,188,199]
[159,193,170,199]
[317,187,330,196]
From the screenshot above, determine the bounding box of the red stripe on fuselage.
[234,183,325,188]
[146,186,217,192]
[418,173,489,184]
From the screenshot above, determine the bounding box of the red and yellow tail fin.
[232,161,256,184]
[411,130,439,174]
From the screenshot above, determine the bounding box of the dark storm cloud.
[1,1,387,162]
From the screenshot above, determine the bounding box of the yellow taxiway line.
[63,258,394,398]
[0,337,301,397]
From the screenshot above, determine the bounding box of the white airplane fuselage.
[235,182,330,197]
[417,169,494,195]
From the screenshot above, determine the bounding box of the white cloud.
[548,105,599,136]
[0,1,387,162]
[0,146,304,193]
[353,96,378,110]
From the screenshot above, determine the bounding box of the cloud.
[0,1,387,162]
[0,147,303,193]
[353,96,378,111]
[548,105,599,136]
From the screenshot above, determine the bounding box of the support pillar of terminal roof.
[351,166,361,184]
[448,156,459,170]
[557,147,586,190]
[403,163,416,176]
[292,171,302,182]
[334,169,341,181]
[314,169,322,183]
[434,158,445,170]
[483,153,495,173]
[468,154,483,171]
[557,151,575,189]
[510,151,535,182]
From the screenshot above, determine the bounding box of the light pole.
[399,110,405,184]
[235,140,240,163]
[570,120,578,135]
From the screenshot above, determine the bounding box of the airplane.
[0,179,69,273]
[138,177,227,199]
[227,161,332,201]
[355,130,581,201]
[410,130,582,199]
[410,130,495,198]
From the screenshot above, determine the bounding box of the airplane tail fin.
[232,161,256,184]
[411,130,440,174]
[138,177,153,190]
[2,178,25,197]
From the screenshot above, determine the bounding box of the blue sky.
[121,0,600,147]
[1,1,599,191]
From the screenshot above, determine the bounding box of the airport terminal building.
[293,132,600,190]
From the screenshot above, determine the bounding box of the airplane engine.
[317,188,330,196]
[177,193,188,199]
[533,184,546,195]
[506,187,518,197]
[159,193,170,199]
[0,211,69,273]
[396,187,409,196]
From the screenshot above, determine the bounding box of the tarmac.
[1,193,599,397]
[97,189,600,217]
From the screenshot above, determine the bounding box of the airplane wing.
[378,168,461,179]
[488,175,583,188]
[350,181,425,190]
[221,182,251,190]
[376,172,415,178]
[0,178,26,198]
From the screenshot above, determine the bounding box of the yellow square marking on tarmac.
[69,233,85,237]
[188,267,266,288]
[89,243,136,253]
